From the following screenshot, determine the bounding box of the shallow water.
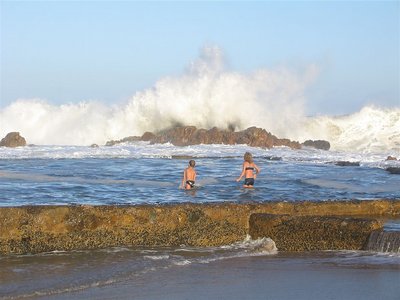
[1,144,399,299]
[0,144,399,206]
[0,241,399,300]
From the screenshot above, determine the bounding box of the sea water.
[0,239,399,299]
[0,143,399,206]
[1,143,399,299]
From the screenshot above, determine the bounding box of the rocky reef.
[1,200,399,255]
[0,132,26,147]
[386,156,397,161]
[386,167,400,175]
[106,126,302,149]
[302,139,331,150]
[334,161,360,167]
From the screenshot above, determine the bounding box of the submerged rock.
[386,167,400,174]
[335,161,360,167]
[261,156,282,161]
[302,139,330,150]
[0,132,27,147]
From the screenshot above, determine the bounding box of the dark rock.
[302,139,330,150]
[386,156,397,161]
[262,156,282,161]
[171,155,196,160]
[386,167,400,174]
[335,161,360,167]
[141,132,156,141]
[249,214,382,251]
[105,136,141,146]
[105,140,117,146]
[0,132,27,147]
[90,144,99,148]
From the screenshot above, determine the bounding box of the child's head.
[189,160,196,167]
[244,152,253,163]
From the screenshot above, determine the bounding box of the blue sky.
[1,0,399,115]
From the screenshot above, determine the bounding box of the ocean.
[1,102,400,299]
[1,143,399,206]
[0,141,400,299]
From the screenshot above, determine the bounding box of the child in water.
[181,160,197,189]
[236,152,260,188]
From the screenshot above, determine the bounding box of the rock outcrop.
[249,214,381,251]
[334,161,360,167]
[302,139,330,150]
[105,136,141,146]
[0,132,27,147]
[386,167,400,174]
[106,126,301,149]
[386,156,397,161]
[1,200,398,255]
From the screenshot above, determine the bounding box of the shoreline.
[1,199,399,255]
[3,251,398,300]
[47,254,400,300]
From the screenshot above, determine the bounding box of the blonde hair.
[244,152,253,163]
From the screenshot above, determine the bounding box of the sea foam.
[1,47,398,152]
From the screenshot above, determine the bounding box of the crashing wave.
[0,47,398,152]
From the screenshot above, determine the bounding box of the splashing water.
[0,47,398,152]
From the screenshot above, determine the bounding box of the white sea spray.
[0,47,398,152]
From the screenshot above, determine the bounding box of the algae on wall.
[0,200,398,255]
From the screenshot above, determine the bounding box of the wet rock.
[386,156,397,161]
[386,167,400,174]
[0,132,27,147]
[261,156,282,161]
[0,200,398,255]
[105,140,117,146]
[302,139,331,150]
[105,136,141,146]
[249,214,382,251]
[105,126,302,149]
[335,161,360,167]
[364,230,400,253]
[90,144,99,148]
[141,132,156,141]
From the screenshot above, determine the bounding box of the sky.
[0,0,399,116]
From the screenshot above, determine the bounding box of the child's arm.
[181,169,186,189]
[253,164,260,179]
[254,164,260,175]
[236,163,245,182]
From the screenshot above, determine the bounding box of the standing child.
[181,160,197,189]
[236,152,260,188]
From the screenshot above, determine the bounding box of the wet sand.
[39,253,399,300]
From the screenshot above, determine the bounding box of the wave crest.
[299,106,400,152]
[0,47,398,152]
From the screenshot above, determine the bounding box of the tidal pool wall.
[1,200,399,255]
